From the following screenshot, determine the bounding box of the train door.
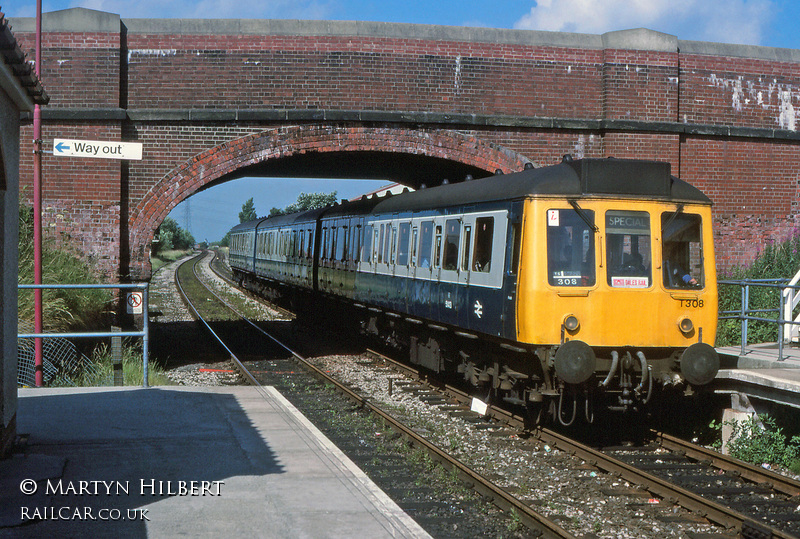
[412,219,435,320]
[395,221,412,312]
[461,211,507,335]
[374,219,392,305]
[438,216,461,326]
[455,217,472,329]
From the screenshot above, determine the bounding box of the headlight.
[678,316,694,334]
[564,314,580,331]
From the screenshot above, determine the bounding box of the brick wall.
[11,10,800,280]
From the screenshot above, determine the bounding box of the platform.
[0,386,431,538]
[715,343,800,410]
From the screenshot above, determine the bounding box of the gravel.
[150,251,722,538]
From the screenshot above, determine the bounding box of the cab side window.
[547,208,595,287]
[662,212,704,289]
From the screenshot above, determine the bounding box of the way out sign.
[53,138,143,160]
[126,292,143,314]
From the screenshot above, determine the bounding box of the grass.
[50,342,172,387]
[716,230,800,346]
[150,248,196,274]
[18,205,113,332]
[18,203,172,386]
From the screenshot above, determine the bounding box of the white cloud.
[514,0,774,46]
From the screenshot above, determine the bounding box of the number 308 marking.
[555,278,578,286]
[679,299,704,308]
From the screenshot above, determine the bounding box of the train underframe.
[236,270,712,427]
[357,308,704,426]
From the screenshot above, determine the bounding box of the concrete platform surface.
[0,386,431,538]
[716,343,800,409]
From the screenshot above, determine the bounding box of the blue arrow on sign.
[54,141,70,153]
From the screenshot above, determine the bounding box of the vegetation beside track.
[150,248,196,275]
[18,203,171,386]
[717,231,800,346]
[18,204,112,332]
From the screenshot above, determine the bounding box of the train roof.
[228,158,710,233]
[368,158,711,214]
[229,206,328,233]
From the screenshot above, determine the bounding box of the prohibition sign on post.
[126,292,143,314]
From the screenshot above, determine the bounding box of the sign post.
[52,138,143,160]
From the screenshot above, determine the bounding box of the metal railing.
[719,278,800,362]
[17,283,150,387]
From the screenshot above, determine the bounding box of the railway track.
[180,249,800,538]
[174,251,574,538]
[361,348,800,538]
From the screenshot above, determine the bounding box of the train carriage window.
[397,223,411,266]
[351,225,362,263]
[331,227,339,262]
[411,227,419,266]
[547,209,596,287]
[362,225,373,263]
[384,226,394,264]
[472,217,494,272]
[419,221,434,268]
[443,219,460,271]
[606,210,651,288]
[434,225,443,269]
[299,230,305,258]
[377,224,385,263]
[461,225,472,271]
[662,212,704,289]
[336,226,348,262]
[389,227,398,264]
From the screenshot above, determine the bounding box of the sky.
[7,0,800,242]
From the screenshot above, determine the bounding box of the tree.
[270,191,338,217]
[153,217,195,254]
[239,197,257,223]
[219,230,231,247]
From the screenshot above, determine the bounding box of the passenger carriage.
[229,156,719,423]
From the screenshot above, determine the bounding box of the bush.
[716,231,800,346]
[713,414,800,472]
[18,204,112,331]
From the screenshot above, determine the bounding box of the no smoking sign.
[126,292,143,314]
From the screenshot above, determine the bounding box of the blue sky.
[9,0,800,242]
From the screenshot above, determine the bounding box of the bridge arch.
[129,125,531,279]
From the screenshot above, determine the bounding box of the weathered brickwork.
[11,10,800,280]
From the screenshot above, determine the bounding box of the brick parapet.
[10,8,800,279]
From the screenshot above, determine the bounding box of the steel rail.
[173,253,264,392]
[364,349,797,538]
[179,252,576,539]
[535,428,798,539]
[655,430,800,497]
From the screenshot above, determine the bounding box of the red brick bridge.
[12,8,800,281]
